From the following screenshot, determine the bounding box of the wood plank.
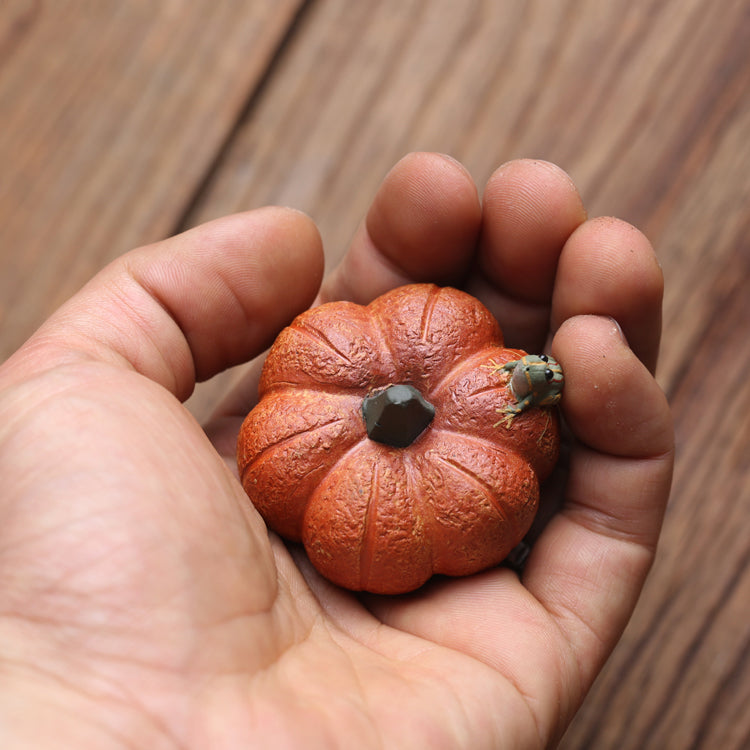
[0,0,306,360]
[179,1,750,748]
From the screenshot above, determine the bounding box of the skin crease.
[0,155,673,749]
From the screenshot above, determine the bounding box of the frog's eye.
[544,368,554,381]
[539,354,549,362]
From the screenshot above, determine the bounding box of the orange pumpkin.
[237,284,560,594]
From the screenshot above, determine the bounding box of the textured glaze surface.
[237,284,560,594]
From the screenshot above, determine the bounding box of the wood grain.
[1,0,749,748]
[0,0,306,360]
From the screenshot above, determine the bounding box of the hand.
[0,154,673,749]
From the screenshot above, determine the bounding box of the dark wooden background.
[1,2,748,747]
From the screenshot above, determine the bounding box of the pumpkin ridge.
[366,305,399,381]
[432,453,512,526]
[418,284,442,342]
[261,381,368,396]
[426,427,541,479]
[433,426,524,464]
[291,320,354,366]
[427,348,506,400]
[359,460,380,590]
[427,425,515,452]
[302,435,367,508]
[240,415,349,482]
[404,452,436,569]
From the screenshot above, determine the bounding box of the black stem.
[362,384,435,448]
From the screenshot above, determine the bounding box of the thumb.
[4,208,324,401]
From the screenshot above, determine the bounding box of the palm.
[0,155,672,749]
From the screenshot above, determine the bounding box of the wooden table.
[1,2,748,747]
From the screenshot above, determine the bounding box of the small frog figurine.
[491,354,564,427]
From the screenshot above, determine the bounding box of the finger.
[524,314,674,678]
[12,208,324,401]
[320,152,481,304]
[466,159,587,351]
[551,217,664,373]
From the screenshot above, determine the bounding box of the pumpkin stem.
[362,384,435,448]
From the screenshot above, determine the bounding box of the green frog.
[491,354,564,427]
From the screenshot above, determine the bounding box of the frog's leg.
[494,393,535,428]
[483,358,519,376]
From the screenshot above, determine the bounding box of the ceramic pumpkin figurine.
[237,283,562,594]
